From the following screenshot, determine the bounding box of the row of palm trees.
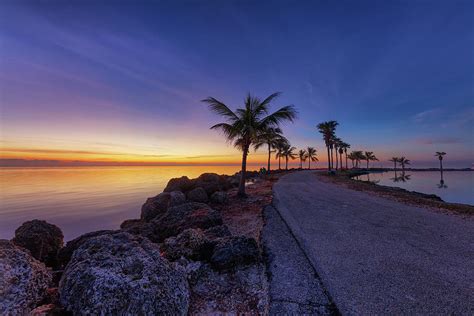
[389,156,411,171]
[205,92,447,197]
[316,121,380,171]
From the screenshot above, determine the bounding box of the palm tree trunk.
[345,153,348,169]
[278,156,281,170]
[267,143,271,172]
[308,159,311,170]
[326,146,331,170]
[300,158,302,169]
[285,157,288,170]
[340,152,343,170]
[335,147,338,170]
[366,160,369,169]
[238,144,249,197]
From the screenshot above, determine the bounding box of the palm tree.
[398,157,410,172]
[254,127,287,172]
[298,149,307,169]
[306,147,318,169]
[435,152,446,172]
[283,144,297,170]
[204,92,297,197]
[364,151,378,169]
[333,137,342,170]
[352,151,365,168]
[389,157,398,171]
[275,139,288,170]
[348,152,356,168]
[340,142,350,169]
[317,121,338,170]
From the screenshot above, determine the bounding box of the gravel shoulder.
[273,170,474,315]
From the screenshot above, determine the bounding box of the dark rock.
[150,202,223,242]
[186,187,209,203]
[141,191,185,222]
[204,225,232,239]
[194,173,221,195]
[164,176,196,193]
[59,232,189,315]
[29,304,65,316]
[0,239,52,315]
[12,220,64,268]
[210,191,228,204]
[57,230,114,268]
[211,236,260,271]
[161,229,214,261]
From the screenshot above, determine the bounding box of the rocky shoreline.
[1,171,278,315]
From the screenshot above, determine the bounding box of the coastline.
[318,170,474,216]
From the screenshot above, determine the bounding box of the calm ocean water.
[356,171,473,205]
[0,166,244,241]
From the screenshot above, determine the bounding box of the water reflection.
[390,171,411,183]
[0,166,245,240]
[355,171,472,205]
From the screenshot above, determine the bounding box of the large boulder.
[186,187,209,203]
[59,232,189,315]
[163,176,196,193]
[57,230,114,268]
[161,229,214,261]
[210,191,228,204]
[0,240,52,315]
[211,236,260,271]
[141,191,186,222]
[151,203,223,242]
[204,225,232,239]
[12,220,63,268]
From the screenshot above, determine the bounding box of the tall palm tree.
[352,151,365,168]
[333,137,342,170]
[340,142,350,169]
[306,147,318,169]
[398,157,410,172]
[389,157,398,171]
[298,149,307,169]
[317,121,338,171]
[204,92,297,197]
[364,151,378,169]
[275,139,288,170]
[348,152,356,168]
[283,144,297,170]
[254,127,287,172]
[435,152,446,172]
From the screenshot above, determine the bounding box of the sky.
[1,0,473,168]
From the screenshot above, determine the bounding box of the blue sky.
[1,0,473,167]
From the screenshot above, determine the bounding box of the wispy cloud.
[411,108,442,123]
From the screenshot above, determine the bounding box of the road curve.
[272,170,474,315]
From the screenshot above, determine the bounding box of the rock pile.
[4,172,265,314]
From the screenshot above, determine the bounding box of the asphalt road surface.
[272,171,474,315]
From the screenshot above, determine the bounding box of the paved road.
[273,171,474,315]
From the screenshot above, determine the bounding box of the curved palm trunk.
[238,144,249,197]
[326,146,331,170]
[267,143,271,172]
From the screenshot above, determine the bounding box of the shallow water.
[0,166,245,240]
[355,171,473,205]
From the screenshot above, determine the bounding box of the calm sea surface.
[0,166,244,241]
[356,171,473,205]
